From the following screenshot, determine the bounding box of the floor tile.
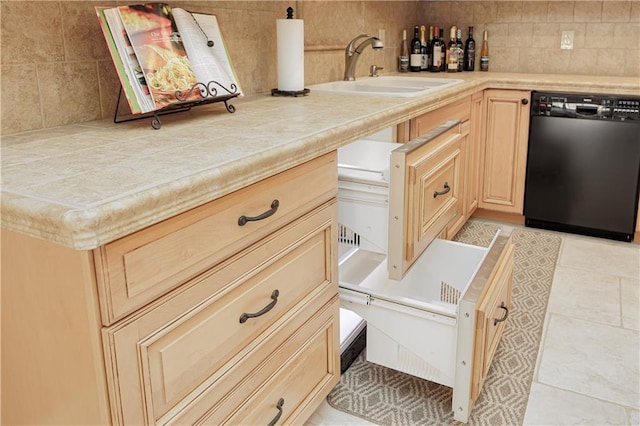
[537,314,640,408]
[523,382,628,425]
[304,400,376,426]
[630,408,639,425]
[547,266,621,326]
[621,277,640,331]
[559,236,640,280]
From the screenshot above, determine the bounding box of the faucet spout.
[344,34,384,81]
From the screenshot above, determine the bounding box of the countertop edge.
[2,73,639,250]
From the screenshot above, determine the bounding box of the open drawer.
[336,121,514,423]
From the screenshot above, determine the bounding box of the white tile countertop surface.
[2,72,639,250]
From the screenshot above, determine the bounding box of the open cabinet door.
[388,120,464,280]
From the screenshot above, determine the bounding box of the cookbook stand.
[113,80,240,129]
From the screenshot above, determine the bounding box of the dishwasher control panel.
[532,91,640,122]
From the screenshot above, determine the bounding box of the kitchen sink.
[308,76,464,98]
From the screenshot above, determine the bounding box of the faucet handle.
[370,65,384,77]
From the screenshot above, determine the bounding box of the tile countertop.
[2,72,639,250]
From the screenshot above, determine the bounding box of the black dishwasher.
[524,91,640,242]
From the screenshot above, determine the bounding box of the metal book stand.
[113,80,240,129]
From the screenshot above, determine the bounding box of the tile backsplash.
[1,1,638,135]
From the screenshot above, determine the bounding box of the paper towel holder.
[272,6,309,97]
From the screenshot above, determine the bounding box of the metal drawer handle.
[267,398,285,426]
[494,302,509,326]
[238,200,280,226]
[239,290,279,323]
[433,182,451,198]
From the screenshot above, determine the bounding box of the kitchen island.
[2,72,639,425]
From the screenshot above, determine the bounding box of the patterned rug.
[327,220,562,425]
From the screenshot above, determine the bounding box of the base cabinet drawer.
[200,298,340,425]
[471,240,514,400]
[103,201,339,425]
[95,153,337,325]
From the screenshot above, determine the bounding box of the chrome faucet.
[344,34,384,81]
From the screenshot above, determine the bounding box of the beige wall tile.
[624,48,640,76]
[602,1,632,22]
[612,22,640,47]
[533,22,561,48]
[508,22,533,47]
[522,1,549,23]
[489,46,518,72]
[585,22,616,49]
[61,1,112,61]
[0,1,64,64]
[1,65,43,134]
[573,2,602,23]
[518,47,544,73]
[547,2,575,23]
[596,48,627,76]
[631,1,640,22]
[474,2,498,25]
[543,49,572,74]
[497,2,523,23]
[567,49,597,75]
[38,62,102,128]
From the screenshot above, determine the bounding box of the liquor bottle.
[399,29,409,72]
[420,25,428,71]
[427,26,434,69]
[430,26,442,72]
[463,26,476,71]
[410,26,422,72]
[446,26,458,72]
[456,28,464,72]
[439,28,446,72]
[480,30,489,71]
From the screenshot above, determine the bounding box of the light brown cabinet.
[405,96,477,240]
[2,153,340,425]
[479,89,531,215]
[465,91,483,220]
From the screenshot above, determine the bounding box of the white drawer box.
[336,121,514,423]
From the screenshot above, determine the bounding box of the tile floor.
[306,224,640,426]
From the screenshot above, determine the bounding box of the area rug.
[327,220,562,425]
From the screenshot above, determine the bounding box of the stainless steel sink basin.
[308,76,464,98]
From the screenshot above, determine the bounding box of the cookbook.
[96,2,242,114]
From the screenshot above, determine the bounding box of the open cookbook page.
[171,8,243,98]
[117,3,200,109]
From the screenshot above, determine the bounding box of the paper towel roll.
[277,19,304,92]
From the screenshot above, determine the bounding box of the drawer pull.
[239,289,280,323]
[494,302,509,326]
[267,398,285,426]
[238,200,280,226]
[433,182,451,198]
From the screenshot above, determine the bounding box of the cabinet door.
[445,120,470,239]
[388,123,464,280]
[479,89,530,214]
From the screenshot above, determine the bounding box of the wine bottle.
[439,28,446,72]
[463,26,476,71]
[480,30,489,71]
[427,26,434,69]
[456,28,464,72]
[430,26,442,72]
[399,29,409,72]
[446,26,458,72]
[420,25,428,71]
[410,26,421,72]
